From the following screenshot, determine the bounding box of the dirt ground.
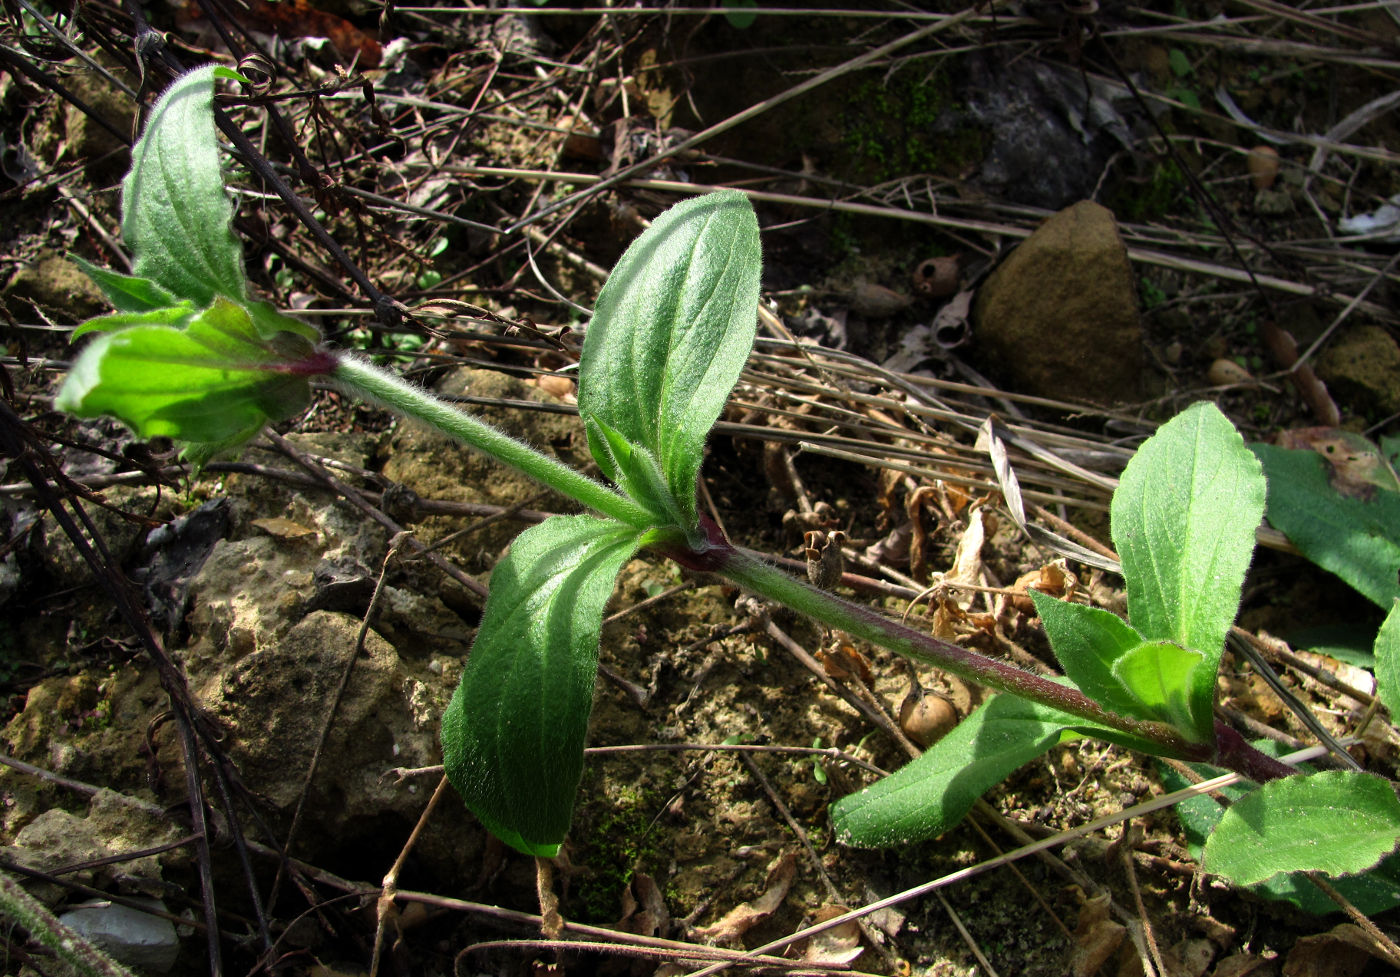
[2,2,1400,975]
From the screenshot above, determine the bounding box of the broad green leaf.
[55,296,317,453]
[1160,758,1400,914]
[1251,442,1400,608]
[1112,403,1264,694]
[577,190,761,533]
[1288,623,1378,670]
[1203,771,1400,886]
[71,258,179,313]
[1374,600,1400,718]
[124,65,248,305]
[1111,640,1208,739]
[245,298,320,342]
[832,693,1157,847]
[1031,592,1151,720]
[440,515,643,856]
[71,303,197,338]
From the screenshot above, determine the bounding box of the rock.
[1315,324,1400,417]
[7,789,185,905]
[381,367,584,575]
[973,200,1145,404]
[3,254,109,322]
[952,58,1135,209]
[59,899,180,973]
[1,665,169,800]
[189,608,450,840]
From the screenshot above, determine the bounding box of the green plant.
[55,67,1400,890]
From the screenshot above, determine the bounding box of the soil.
[2,3,1400,976]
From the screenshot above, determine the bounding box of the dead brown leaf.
[797,905,865,966]
[1069,891,1125,977]
[1281,924,1374,977]
[693,851,797,943]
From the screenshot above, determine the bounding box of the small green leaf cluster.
[55,66,331,466]
[834,404,1400,896]
[440,191,761,855]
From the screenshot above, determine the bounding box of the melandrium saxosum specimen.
[56,66,1400,887]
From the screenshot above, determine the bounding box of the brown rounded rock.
[972,201,1144,404]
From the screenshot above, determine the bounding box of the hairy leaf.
[1203,771,1400,886]
[440,515,643,856]
[585,417,688,528]
[123,65,248,304]
[1032,593,1212,740]
[1251,442,1400,608]
[55,296,319,455]
[1031,592,1148,719]
[1111,640,1208,739]
[71,258,179,314]
[1112,402,1264,719]
[832,693,1156,847]
[578,190,761,533]
[71,303,197,337]
[1373,601,1400,721]
[1161,759,1400,914]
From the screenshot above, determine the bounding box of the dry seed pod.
[850,281,913,318]
[1207,357,1255,387]
[1246,146,1280,190]
[804,529,847,589]
[898,684,959,748]
[912,256,961,298]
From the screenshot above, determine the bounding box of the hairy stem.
[331,355,653,529]
[717,544,1209,758]
[331,361,1288,782]
[0,870,138,977]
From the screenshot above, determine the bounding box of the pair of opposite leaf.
[57,63,767,857]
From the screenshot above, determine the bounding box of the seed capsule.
[1246,146,1280,190]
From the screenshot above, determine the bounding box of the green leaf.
[722,0,758,28]
[71,257,179,313]
[1113,402,1264,675]
[440,515,643,856]
[1111,640,1208,739]
[1031,593,1213,740]
[1031,592,1151,720]
[832,692,1157,847]
[577,190,761,533]
[55,296,318,454]
[123,65,248,305]
[1373,600,1400,718]
[1203,771,1400,886]
[71,303,197,338]
[585,417,688,528]
[1160,758,1400,914]
[1251,442,1400,608]
[245,298,322,343]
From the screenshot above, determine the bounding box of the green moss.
[838,69,984,182]
[568,774,670,922]
[1111,161,1189,222]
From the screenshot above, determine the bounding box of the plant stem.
[332,359,1287,782]
[717,544,1213,761]
[0,870,138,977]
[331,355,654,529]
